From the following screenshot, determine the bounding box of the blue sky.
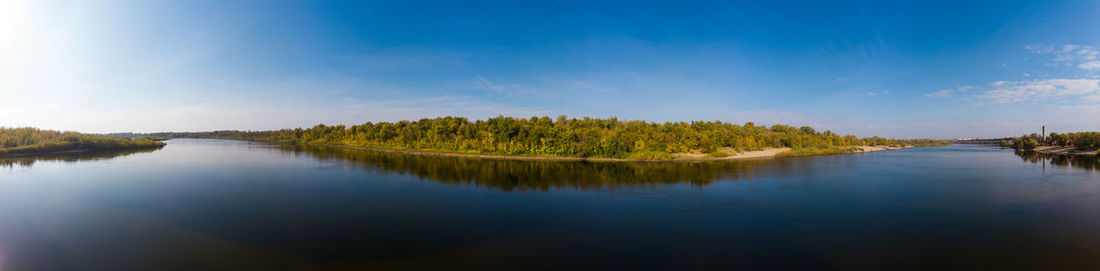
[2,0,1099,138]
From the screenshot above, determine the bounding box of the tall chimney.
[1042,125,1046,137]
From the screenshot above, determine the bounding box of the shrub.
[1020,138,1039,150]
[623,151,674,160]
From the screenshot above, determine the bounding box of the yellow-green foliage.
[148,116,949,159]
[623,151,675,160]
[0,128,165,156]
[0,127,71,148]
[135,136,170,141]
[1005,132,1100,150]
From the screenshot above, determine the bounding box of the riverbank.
[307,143,915,162]
[1030,146,1098,156]
[860,145,913,152]
[0,135,166,157]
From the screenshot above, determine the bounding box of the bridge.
[952,138,1011,145]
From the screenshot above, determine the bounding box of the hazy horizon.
[3,1,1099,138]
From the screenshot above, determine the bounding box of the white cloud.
[861,90,890,97]
[925,86,974,98]
[1028,44,1100,70]
[978,79,1100,105]
[1079,61,1100,70]
[925,90,952,98]
[1078,48,1099,60]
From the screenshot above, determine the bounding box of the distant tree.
[122,116,950,159]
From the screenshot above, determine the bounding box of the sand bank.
[1031,146,1098,156]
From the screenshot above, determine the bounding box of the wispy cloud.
[928,79,1100,105]
[542,79,615,93]
[925,86,974,98]
[1026,44,1099,71]
[1079,61,1100,70]
[476,75,506,93]
[861,90,890,97]
[977,79,1100,105]
[476,75,534,95]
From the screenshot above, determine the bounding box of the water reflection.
[4,141,1100,270]
[1014,150,1099,171]
[276,144,796,191]
[0,148,161,168]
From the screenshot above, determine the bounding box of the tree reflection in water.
[0,148,161,168]
[276,144,803,191]
[1015,150,1099,171]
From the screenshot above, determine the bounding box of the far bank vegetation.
[0,128,166,157]
[1002,132,1100,155]
[147,116,948,160]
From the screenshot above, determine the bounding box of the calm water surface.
[1,139,1098,270]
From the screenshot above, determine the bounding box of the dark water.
[1,140,1098,270]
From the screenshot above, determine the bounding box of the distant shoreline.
[0,129,167,158]
[303,143,915,162]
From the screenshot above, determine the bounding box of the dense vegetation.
[0,128,166,156]
[1003,132,1100,153]
[103,133,170,141]
[150,116,948,159]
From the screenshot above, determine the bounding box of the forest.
[1003,132,1100,153]
[0,127,166,156]
[148,116,948,159]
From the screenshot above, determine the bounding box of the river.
[1,139,1098,270]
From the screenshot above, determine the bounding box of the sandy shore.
[1031,146,1098,156]
[857,145,912,152]
[311,144,914,162]
[670,147,789,160]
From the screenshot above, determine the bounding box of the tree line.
[150,116,948,159]
[1003,132,1100,151]
[0,127,73,148]
[0,127,165,156]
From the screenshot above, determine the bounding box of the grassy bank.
[1,128,166,157]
